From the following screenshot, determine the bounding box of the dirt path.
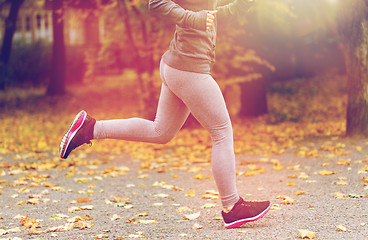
[0,136,367,240]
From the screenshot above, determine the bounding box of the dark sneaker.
[59,110,96,159]
[222,197,271,229]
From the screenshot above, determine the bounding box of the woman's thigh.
[162,63,232,137]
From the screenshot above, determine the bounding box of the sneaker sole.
[60,110,87,159]
[224,203,271,229]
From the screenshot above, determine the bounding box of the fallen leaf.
[297,229,317,239]
[334,181,348,185]
[177,206,192,213]
[25,198,40,205]
[77,197,92,203]
[201,203,216,209]
[185,190,196,197]
[276,195,295,205]
[111,195,129,203]
[334,192,347,199]
[184,212,200,220]
[155,193,169,198]
[192,223,203,229]
[193,174,211,180]
[111,214,121,221]
[68,206,81,213]
[80,205,94,210]
[138,220,158,224]
[319,170,338,175]
[294,191,307,195]
[298,172,310,180]
[337,159,351,166]
[270,204,282,210]
[336,225,349,232]
[287,181,296,186]
[201,190,219,199]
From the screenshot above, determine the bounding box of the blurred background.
[0,0,353,123]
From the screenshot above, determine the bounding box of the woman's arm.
[217,0,256,17]
[149,0,208,31]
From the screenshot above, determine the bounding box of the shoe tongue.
[232,197,245,212]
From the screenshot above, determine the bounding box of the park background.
[0,0,368,239]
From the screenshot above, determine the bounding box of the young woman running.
[60,0,271,229]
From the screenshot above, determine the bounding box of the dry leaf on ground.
[297,229,317,239]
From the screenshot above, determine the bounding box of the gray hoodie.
[149,0,255,74]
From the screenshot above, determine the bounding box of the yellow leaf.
[138,219,158,224]
[193,174,211,180]
[201,190,220,199]
[286,181,296,186]
[276,195,295,205]
[192,223,203,229]
[184,212,200,220]
[294,191,306,195]
[77,197,92,203]
[155,193,169,198]
[80,205,94,210]
[201,203,216,209]
[177,206,192,213]
[25,199,40,205]
[298,172,310,180]
[273,164,283,171]
[337,159,351,166]
[185,190,195,197]
[74,178,89,183]
[297,229,317,239]
[319,170,337,175]
[336,225,349,232]
[334,192,346,199]
[362,177,368,183]
[355,146,363,151]
[334,181,348,186]
[270,204,282,210]
[68,206,81,213]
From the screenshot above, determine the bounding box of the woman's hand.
[206,10,217,30]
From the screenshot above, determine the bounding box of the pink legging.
[94,60,240,208]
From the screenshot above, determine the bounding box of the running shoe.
[59,110,96,159]
[222,197,271,229]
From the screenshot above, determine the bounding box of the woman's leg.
[93,69,190,144]
[161,62,239,208]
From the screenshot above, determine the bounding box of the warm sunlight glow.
[326,0,338,5]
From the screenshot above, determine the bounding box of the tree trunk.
[238,78,268,117]
[339,1,368,136]
[0,0,24,90]
[344,18,368,136]
[47,0,66,95]
[120,0,158,119]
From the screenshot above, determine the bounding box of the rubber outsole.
[60,110,87,159]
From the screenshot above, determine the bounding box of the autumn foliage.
[1,59,367,239]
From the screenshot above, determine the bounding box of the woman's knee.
[209,121,233,144]
[152,125,177,144]
[155,132,175,144]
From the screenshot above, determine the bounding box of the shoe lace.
[241,201,251,208]
[87,141,92,147]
